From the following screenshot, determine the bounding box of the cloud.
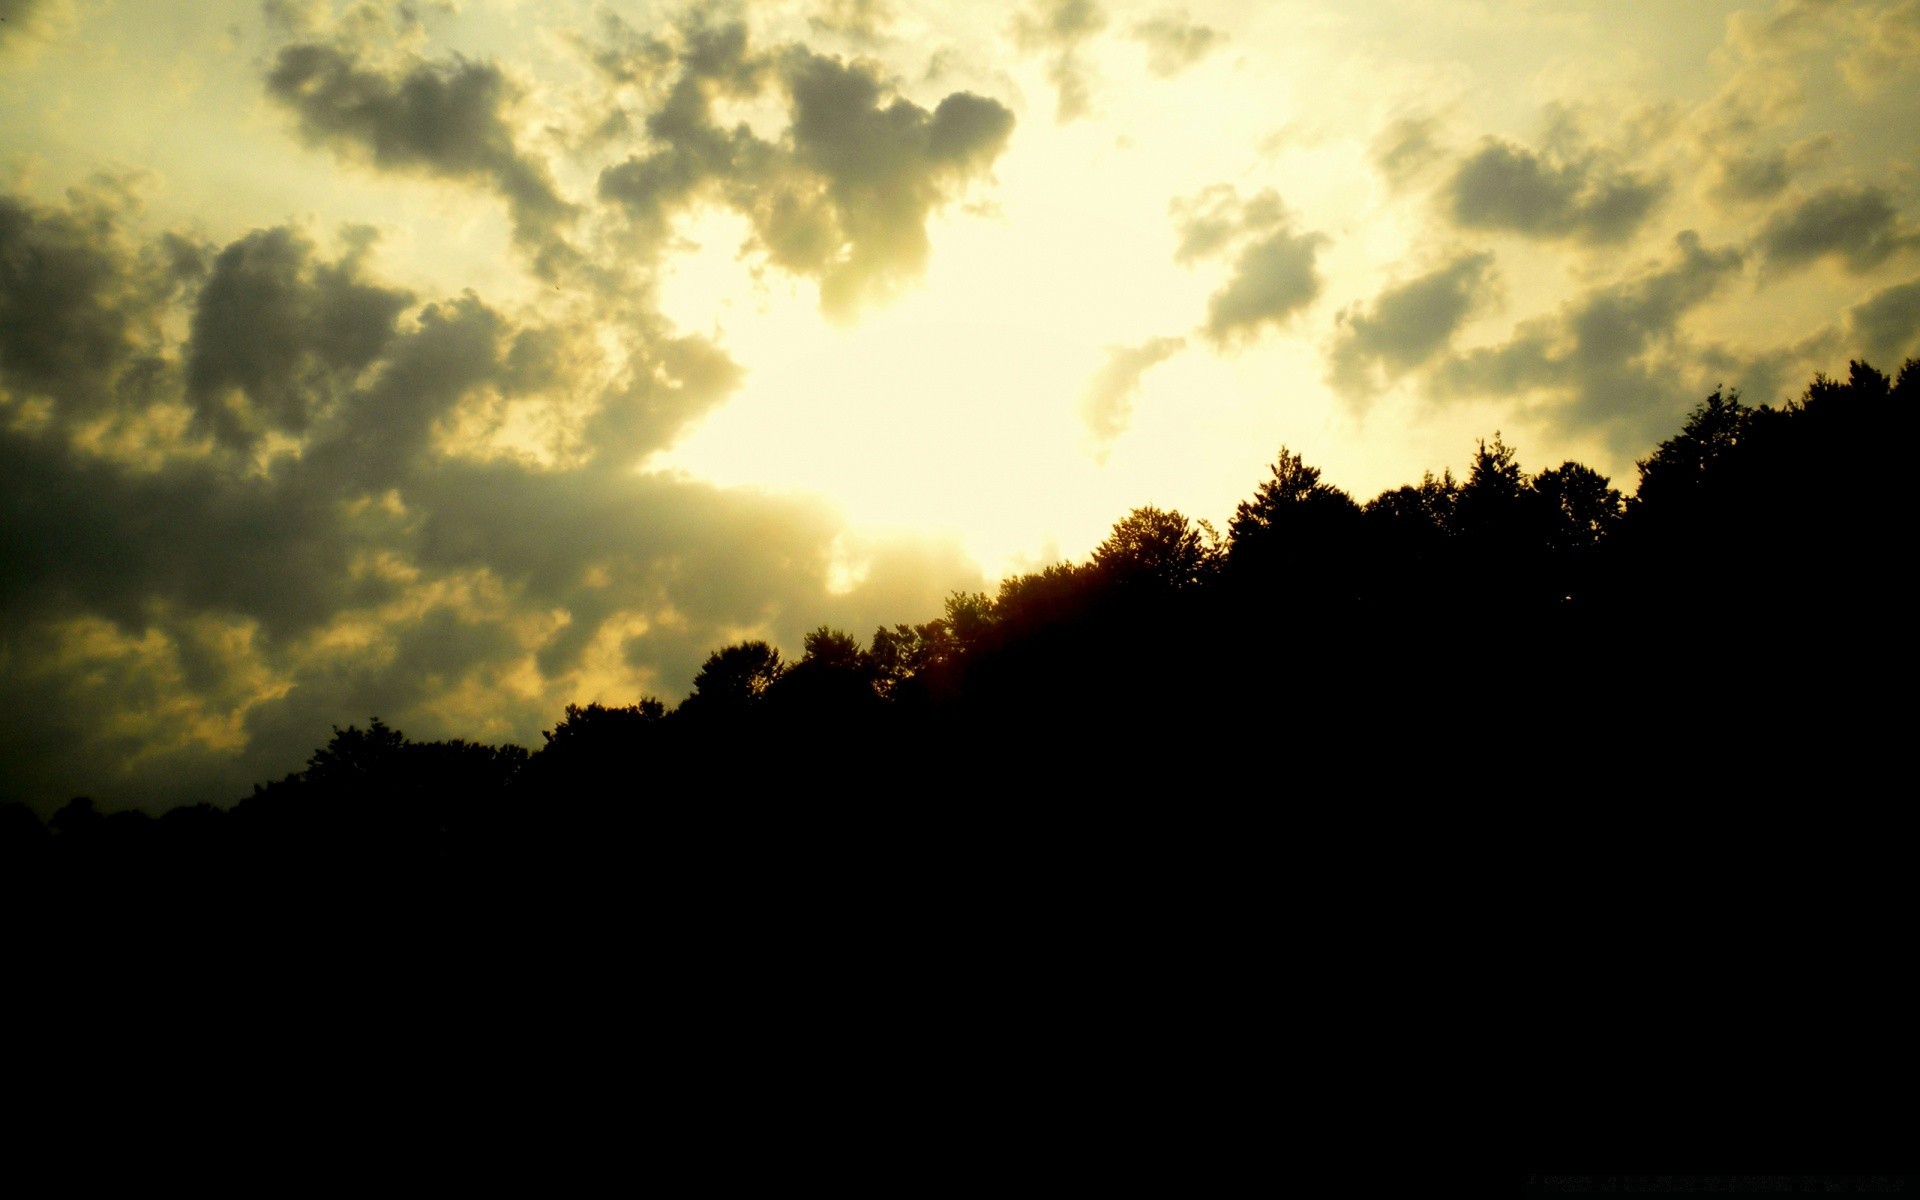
[0,188,980,813]
[0,0,41,41]
[1757,185,1917,274]
[4,207,529,639]
[1078,335,1185,457]
[185,226,413,449]
[808,0,897,46]
[1710,135,1835,204]
[582,325,744,465]
[779,51,1015,314]
[265,41,579,274]
[597,19,1014,319]
[1010,0,1107,123]
[1329,252,1496,405]
[1205,228,1328,346]
[2,15,1023,808]
[1372,116,1446,190]
[1432,232,1746,447]
[1171,186,1327,346]
[1169,184,1287,264]
[0,0,69,50]
[1837,0,1920,93]
[593,19,771,248]
[1446,136,1667,245]
[573,7,679,89]
[1726,0,1851,52]
[1849,276,1920,364]
[1130,11,1224,78]
[1011,0,1107,46]
[260,0,328,37]
[0,188,185,421]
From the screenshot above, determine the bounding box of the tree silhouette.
[303,718,408,789]
[48,796,102,840]
[1361,468,1459,601]
[1632,388,1750,514]
[993,561,1094,635]
[1090,506,1221,593]
[1532,462,1624,557]
[681,640,785,718]
[542,700,667,755]
[769,627,883,721]
[0,802,49,874]
[943,591,995,654]
[1458,433,1524,519]
[868,619,955,701]
[1226,446,1362,603]
[1228,447,1354,540]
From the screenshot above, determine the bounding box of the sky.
[3,0,1918,810]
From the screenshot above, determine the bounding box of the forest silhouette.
[4,359,1913,912]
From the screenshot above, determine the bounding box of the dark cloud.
[779,50,1015,314]
[1715,149,1794,203]
[0,190,980,814]
[0,0,36,33]
[2,215,510,640]
[185,226,412,448]
[1010,0,1107,123]
[1130,11,1224,78]
[0,191,154,417]
[307,292,510,491]
[0,430,384,644]
[1205,227,1327,346]
[265,41,578,274]
[1711,135,1835,204]
[597,20,1014,318]
[594,20,771,248]
[597,48,722,202]
[1849,276,1920,364]
[1078,335,1185,457]
[1433,232,1745,447]
[1447,137,1667,245]
[1329,252,1496,404]
[260,0,320,33]
[0,0,54,47]
[0,186,210,469]
[1171,186,1327,346]
[1757,184,1917,274]
[583,327,744,465]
